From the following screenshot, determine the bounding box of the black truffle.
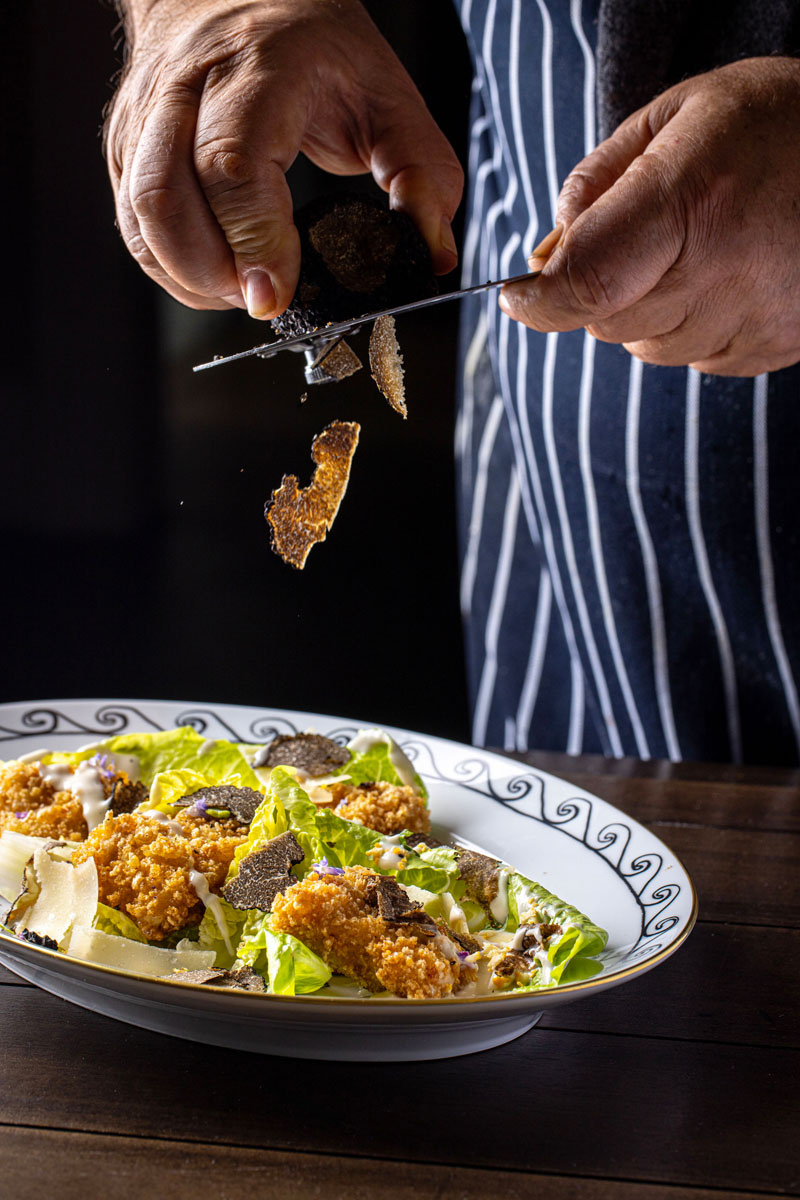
[173,784,264,825]
[260,732,350,777]
[19,929,59,950]
[363,874,437,933]
[108,778,150,816]
[163,966,267,992]
[271,193,437,339]
[222,831,305,911]
[454,848,502,909]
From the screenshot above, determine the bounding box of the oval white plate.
[0,699,697,1060]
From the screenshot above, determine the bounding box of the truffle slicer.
[192,270,540,384]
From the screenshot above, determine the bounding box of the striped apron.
[455,0,800,763]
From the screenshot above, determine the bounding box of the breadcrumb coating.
[327,780,430,835]
[270,866,471,999]
[0,761,88,840]
[0,760,63,812]
[72,809,247,941]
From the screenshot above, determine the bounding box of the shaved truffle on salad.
[0,725,607,998]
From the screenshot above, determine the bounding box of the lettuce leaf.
[335,730,428,798]
[508,873,607,960]
[196,896,248,968]
[92,902,146,943]
[48,726,262,793]
[236,911,331,995]
[252,767,450,894]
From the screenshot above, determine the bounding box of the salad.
[0,726,607,999]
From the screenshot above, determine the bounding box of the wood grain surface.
[1,754,798,1198]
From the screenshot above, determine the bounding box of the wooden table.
[1,751,798,1198]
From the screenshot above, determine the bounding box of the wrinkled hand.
[107,0,463,316]
[500,58,800,376]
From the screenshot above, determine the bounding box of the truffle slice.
[369,315,407,417]
[404,831,445,851]
[449,928,482,956]
[315,338,363,382]
[265,419,360,569]
[18,929,59,950]
[222,831,305,912]
[108,778,149,816]
[260,732,350,777]
[163,966,267,992]
[363,874,437,933]
[172,784,264,825]
[271,193,437,340]
[455,848,502,909]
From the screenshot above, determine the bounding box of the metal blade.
[192,270,539,372]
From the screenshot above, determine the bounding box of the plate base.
[0,950,542,1061]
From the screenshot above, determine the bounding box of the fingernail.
[440,217,458,260]
[243,268,276,318]
[528,223,563,263]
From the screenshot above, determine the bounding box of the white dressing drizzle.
[38,761,110,833]
[346,729,419,793]
[375,846,405,871]
[189,869,233,956]
[534,949,553,985]
[146,810,185,837]
[510,922,544,951]
[489,868,511,925]
[510,925,528,951]
[372,832,406,871]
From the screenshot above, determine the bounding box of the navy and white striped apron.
[455,0,800,764]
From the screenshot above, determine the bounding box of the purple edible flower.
[456,950,469,961]
[311,857,345,876]
[15,811,30,820]
[88,753,117,781]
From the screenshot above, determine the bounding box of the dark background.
[0,2,475,740]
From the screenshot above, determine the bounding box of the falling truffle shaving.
[222,831,305,912]
[369,315,407,417]
[265,420,360,569]
[261,732,350,777]
[315,338,363,381]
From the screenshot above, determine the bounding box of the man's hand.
[500,58,800,376]
[107,0,463,317]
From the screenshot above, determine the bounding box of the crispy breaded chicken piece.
[0,761,88,840]
[72,809,247,940]
[326,780,430,835]
[270,866,472,999]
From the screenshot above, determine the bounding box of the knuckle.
[194,138,253,189]
[129,180,184,227]
[559,168,600,211]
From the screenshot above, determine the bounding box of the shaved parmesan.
[66,926,216,976]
